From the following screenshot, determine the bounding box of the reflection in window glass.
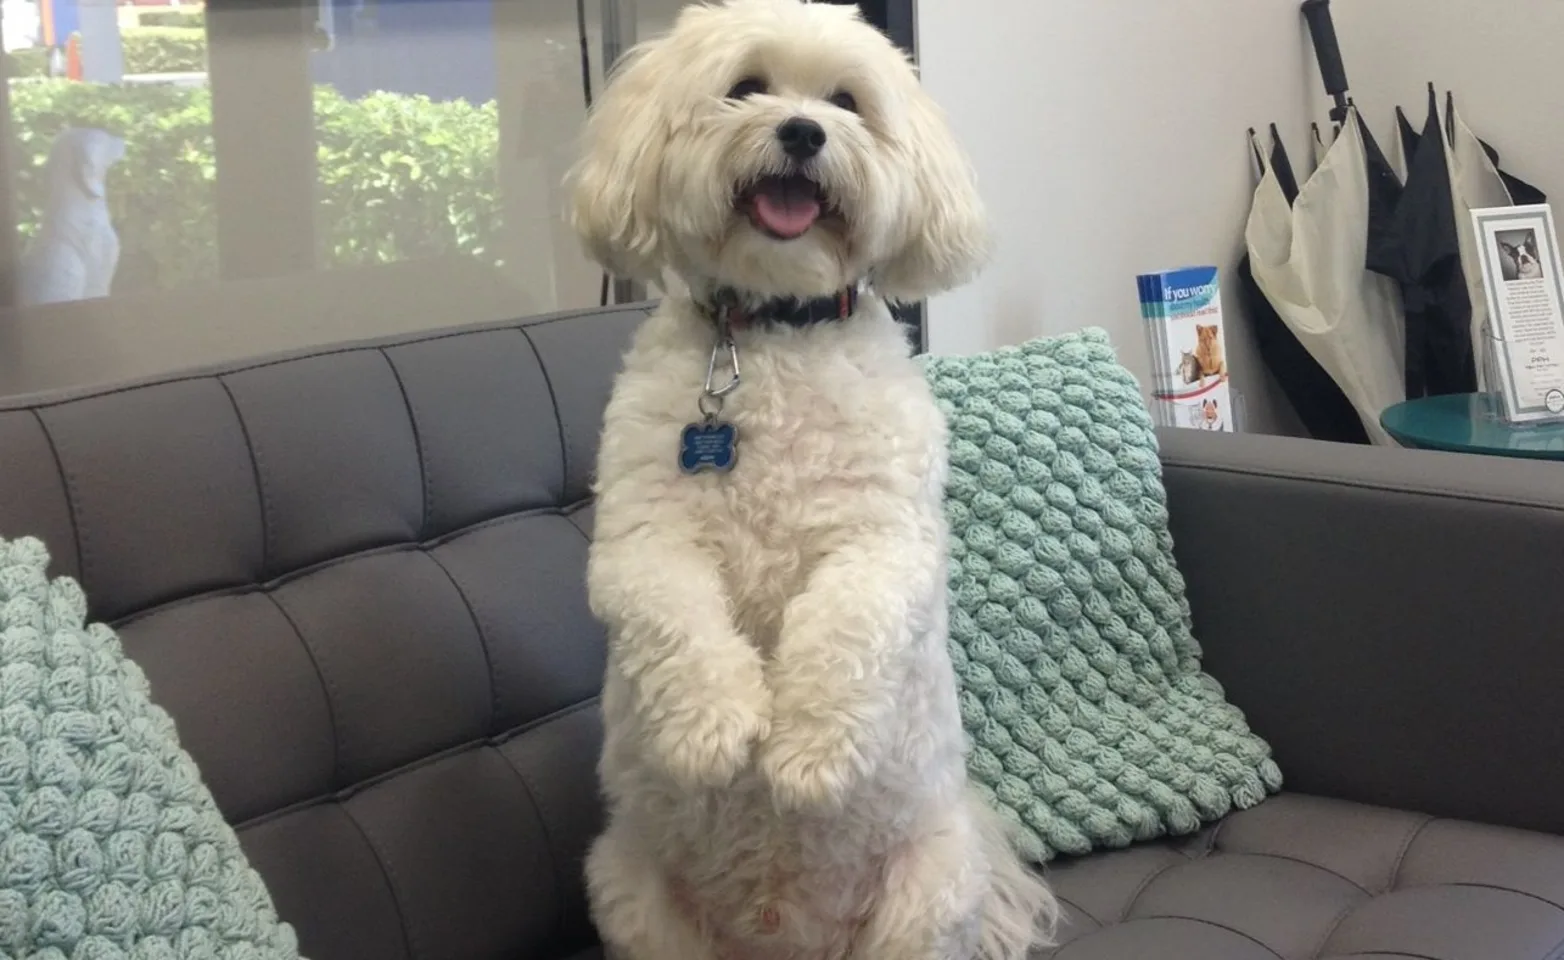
[312,0,502,276]
[0,0,912,397]
[8,1,213,301]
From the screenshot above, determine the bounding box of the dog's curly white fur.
[569,2,1058,958]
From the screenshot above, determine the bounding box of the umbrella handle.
[1301,0,1351,125]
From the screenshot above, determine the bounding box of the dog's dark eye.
[726,77,767,100]
[828,90,858,114]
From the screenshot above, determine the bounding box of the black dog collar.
[708,287,859,329]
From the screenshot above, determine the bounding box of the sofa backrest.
[0,304,648,960]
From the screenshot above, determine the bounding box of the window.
[0,0,917,398]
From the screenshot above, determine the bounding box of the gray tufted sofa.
[3,303,1564,960]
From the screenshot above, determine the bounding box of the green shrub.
[3,26,207,80]
[121,27,207,75]
[138,9,205,29]
[9,80,501,291]
[314,87,502,268]
[5,47,49,79]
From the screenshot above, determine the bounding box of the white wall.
[1326,1,1562,202]
[917,0,1323,433]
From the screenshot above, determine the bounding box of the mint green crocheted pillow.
[923,329,1282,863]
[0,536,302,960]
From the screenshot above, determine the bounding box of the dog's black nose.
[776,117,826,160]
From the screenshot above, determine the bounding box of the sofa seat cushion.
[1039,793,1564,958]
[549,793,1564,960]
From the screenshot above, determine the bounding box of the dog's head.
[1196,324,1219,348]
[566,0,987,304]
[1517,235,1541,269]
[46,126,126,200]
[1502,237,1540,270]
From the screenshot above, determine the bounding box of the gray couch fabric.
[1,304,1562,960]
[1046,793,1564,957]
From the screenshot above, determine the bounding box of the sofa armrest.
[1159,428,1564,835]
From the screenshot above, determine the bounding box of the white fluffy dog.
[569,2,1058,958]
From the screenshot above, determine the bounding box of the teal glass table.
[1380,393,1564,460]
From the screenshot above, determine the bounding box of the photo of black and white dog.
[1497,229,1544,282]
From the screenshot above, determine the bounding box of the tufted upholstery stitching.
[106,507,579,632]
[380,346,432,539]
[520,326,571,501]
[263,589,345,788]
[1386,815,1435,892]
[1055,894,1101,927]
[1246,851,1371,896]
[229,696,601,836]
[1441,882,1564,913]
[33,407,89,588]
[205,687,607,931]
[425,547,502,733]
[220,691,603,835]
[1308,898,1363,958]
[220,376,273,575]
[491,696,602,748]
[340,801,419,960]
[219,370,279,580]
[29,407,84,581]
[493,743,570,937]
[1118,857,1188,923]
[1163,920,1285,959]
[1206,811,1232,853]
[272,584,357,789]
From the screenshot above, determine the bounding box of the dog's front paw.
[647,680,771,790]
[758,713,875,812]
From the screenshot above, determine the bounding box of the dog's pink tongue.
[752,181,820,239]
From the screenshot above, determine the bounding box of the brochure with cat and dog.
[1138,266,1233,432]
[1472,204,1564,423]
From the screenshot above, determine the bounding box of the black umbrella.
[1394,106,1420,177]
[1365,84,1473,400]
[1374,88,1549,401]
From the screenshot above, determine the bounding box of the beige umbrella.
[1246,107,1406,445]
[1442,93,1545,391]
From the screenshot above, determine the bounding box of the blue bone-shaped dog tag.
[679,419,738,474]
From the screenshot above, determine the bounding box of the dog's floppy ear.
[872,77,990,304]
[565,43,670,282]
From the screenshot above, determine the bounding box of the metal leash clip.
[679,317,742,475]
[700,319,741,420]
